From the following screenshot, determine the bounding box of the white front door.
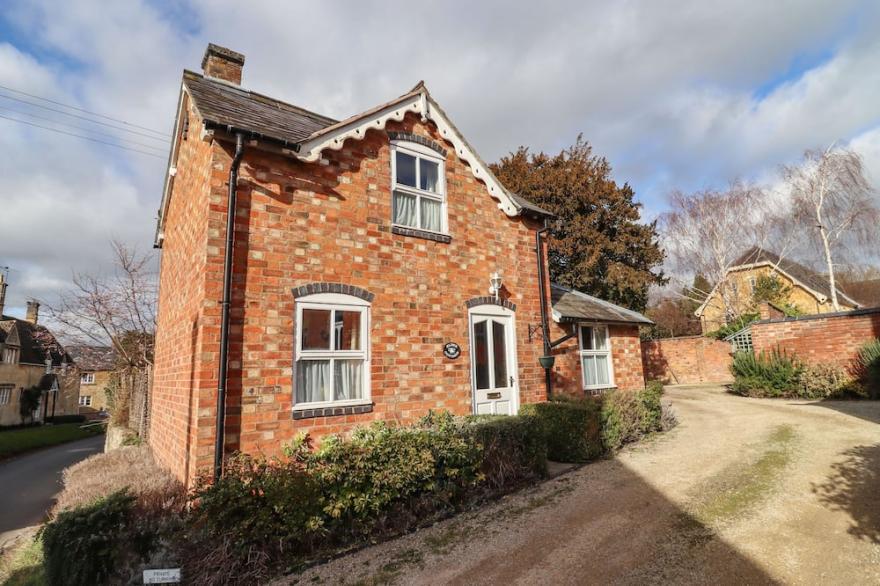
[470,310,518,415]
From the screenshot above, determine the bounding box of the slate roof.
[732,247,860,307]
[550,284,653,325]
[0,316,72,366]
[181,72,553,218]
[66,345,117,371]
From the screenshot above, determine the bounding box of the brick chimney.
[0,273,6,317]
[202,43,245,85]
[26,300,40,325]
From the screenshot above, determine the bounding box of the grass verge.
[0,424,103,461]
[0,536,45,586]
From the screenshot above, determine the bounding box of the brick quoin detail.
[465,297,517,312]
[291,282,375,302]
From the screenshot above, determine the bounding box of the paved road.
[0,434,104,537]
[289,385,880,585]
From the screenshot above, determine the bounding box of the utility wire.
[0,82,171,138]
[0,104,169,153]
[0,91,171,143]
[0,113,167,159]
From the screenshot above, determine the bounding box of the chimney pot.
[202,43,245,85]
[0,273,6,317]
[26,300,40,325]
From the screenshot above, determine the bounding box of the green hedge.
[460,414,548,487]
[521,399,602,463]
[601,381,665,452]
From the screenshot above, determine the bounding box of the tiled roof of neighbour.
[732,247,860,307]
[0,316,72,366]
[66,345,117,371]
[550,284,653,325]
[184,71,338,145]
[182,72,554,219]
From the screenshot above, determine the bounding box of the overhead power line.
[0,113,167,159]
[0,104,169,153]
[0,82,171,138]
[0,92,170,143]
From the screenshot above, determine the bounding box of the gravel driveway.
[281,385,880,585]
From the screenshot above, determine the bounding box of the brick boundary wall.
[641,336,734,384]
[751,307,880,366]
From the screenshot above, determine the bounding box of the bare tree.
[48,240,156,367]
[659,181,795,321]
[784,147,880,310]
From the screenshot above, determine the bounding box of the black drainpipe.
[214,132,245,482]
[535,220,553,398]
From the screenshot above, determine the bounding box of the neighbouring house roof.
[550,283,654,326]
[840,278,880,308]
[156,71,552,246]
[695,246,861,317]
[0,316,72,366]
[66,345,117,372]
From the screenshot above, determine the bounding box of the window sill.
[584,386,616,396]
[391,225,451,243]
[292,402,374,420]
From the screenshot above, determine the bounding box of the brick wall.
[751,308,880,365]
[641,336,733,384]
[152,108,599,484]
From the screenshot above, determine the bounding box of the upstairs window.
[2,347,18,364]
[81,372,95,385]
[391,141,446,234]
[0,385,11,405]
[578,325,614,390]
[294,293,370,409]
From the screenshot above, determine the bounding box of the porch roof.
[550,283,653,326]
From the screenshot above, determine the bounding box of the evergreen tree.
[491,135,665,311]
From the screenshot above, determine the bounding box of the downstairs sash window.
[578,325,614,389]
[295,295,370,408]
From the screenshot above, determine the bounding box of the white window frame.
[577,324,615,390]
[2,347,18,364]
[79,395,92,407]
[390,140,447,235]
[293,292,371,411]
[0,385,12,405]
[81,372,95,385]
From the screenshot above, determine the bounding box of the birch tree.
[784,147,879,310]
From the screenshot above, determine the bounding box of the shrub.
[601,382,666,452]
[42,490,158,586]
[187,455,323,584]
[709,313,759,340]
[291,421,483,538]
[458,413,547,486]
[730,349,803,397]
[520,398,602,463]
[857,339,880,399]
[797,363,854,399]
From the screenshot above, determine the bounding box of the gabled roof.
[550,283,653,326]
[0,316,71,366]
[66,345,117,371]
[157,72,552,246]
[694,247,861,317]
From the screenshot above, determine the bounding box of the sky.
[1,0,879,318]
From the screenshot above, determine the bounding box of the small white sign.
[143,568,181,584]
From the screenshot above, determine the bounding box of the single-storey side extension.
[150,44,651,485]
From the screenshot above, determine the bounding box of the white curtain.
[296,360,330,403]
[420,159,438,192]
[334,359,363,400]
[393,191,417,227]
[420,198,441,232]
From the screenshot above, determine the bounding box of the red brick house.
[150,44,651,485]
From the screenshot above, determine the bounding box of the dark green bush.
[520,399,602,463]
[459,413,547,486]
[730,349,803,397]
[601,382,666,452]
[708,313,759,340]
[857,339,880,399]
[42,490,153,586]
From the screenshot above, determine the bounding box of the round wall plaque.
[443,342,461,359]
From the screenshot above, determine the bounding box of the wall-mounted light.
[489,271,503,300]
